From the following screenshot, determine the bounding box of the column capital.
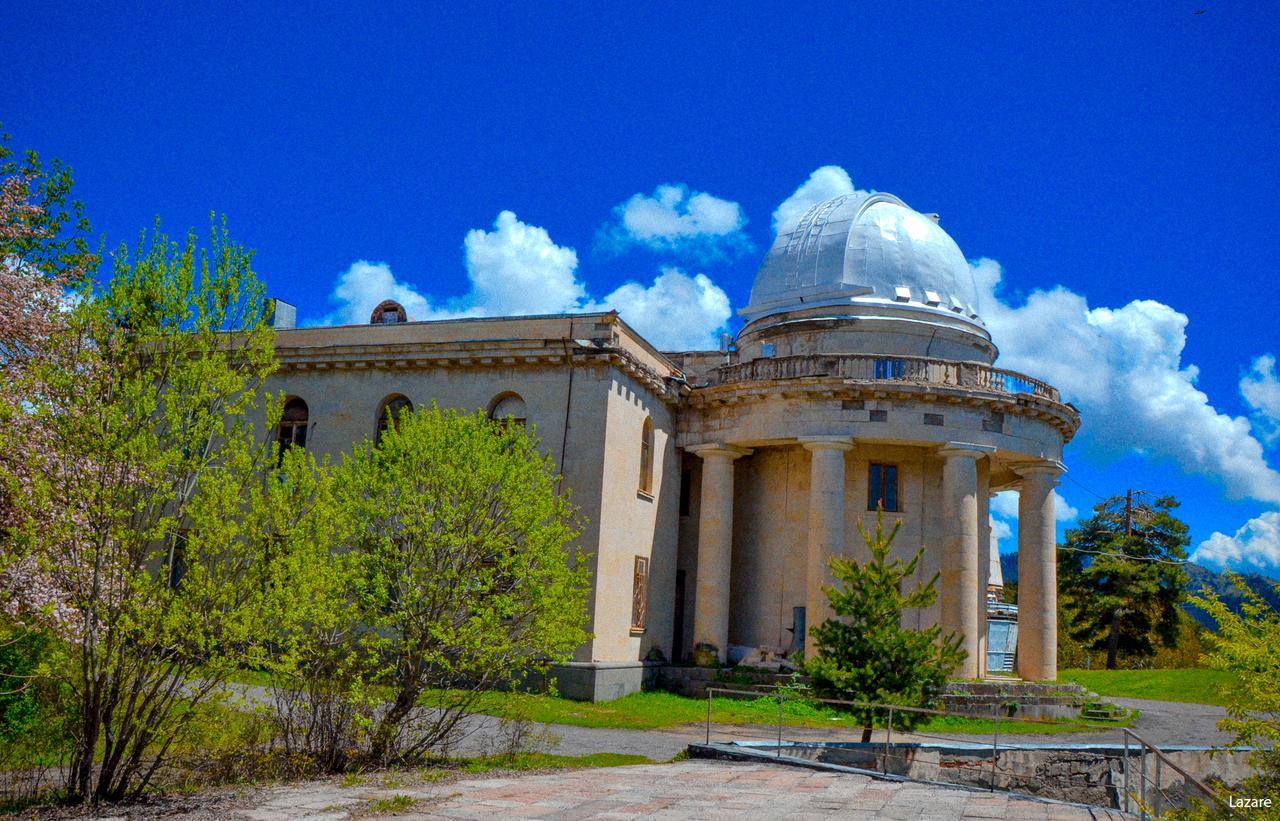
[687,442,753,460]
[1011,459,1065,479]
[798,435,855,453]
[937,442,996,460]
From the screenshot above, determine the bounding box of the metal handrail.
[702,687,1231,814]
[708,353,1063,403]
[1121,727,1228,819]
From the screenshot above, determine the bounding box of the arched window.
[488,392,527,429]
[277,397,309,452]
[370,299,408,325]
[377,394,413,442]
[638,416,654,495]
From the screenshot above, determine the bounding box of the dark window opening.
[376,395,412,442]
[277,397,309,459]
[868,463,900,512]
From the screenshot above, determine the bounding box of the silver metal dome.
[742,193,982,325]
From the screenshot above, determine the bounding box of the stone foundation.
[940,681,1094,720]
[531,661,663,702]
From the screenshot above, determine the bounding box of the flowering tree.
[0,133,96,627]
[6,216,301,803]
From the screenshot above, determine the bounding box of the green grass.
[457,689,1130,735]
[1058,668,1235,707]
[367,794,415,813]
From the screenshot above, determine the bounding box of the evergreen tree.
[805,510,965,742]
[1058,493,1189,669]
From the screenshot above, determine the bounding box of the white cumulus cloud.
[323,260,436,326]
[772,165,862,233]
[990,490,1079,523]
[990,515,1013,543]
[974,258,1280,505]
[599,184,751,261]
[462,210,584,315]
[1192,511,1280,570]
[320,211,731,350]
[1241,354,1280,446]
[591,267,732,351]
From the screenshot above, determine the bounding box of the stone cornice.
[273,339,690,405]
[686,376,1079,442]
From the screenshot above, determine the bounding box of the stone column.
[939,445,987,679]
[799,437,855,649]
[975,471,991,678]
[688,443,751,665]
[1015,462,1063,682]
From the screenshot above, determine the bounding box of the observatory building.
[264,192,1079,700]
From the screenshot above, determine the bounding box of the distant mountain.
[1183,563,1280,627]
[997,553,1280,629]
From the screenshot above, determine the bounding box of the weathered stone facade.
[264,191,1079,699]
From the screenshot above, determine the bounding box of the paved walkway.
[439,695,1231,764]
[221,760,1122,820]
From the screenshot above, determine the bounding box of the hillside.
[998,553,1280,628]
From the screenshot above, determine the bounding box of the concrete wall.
[263,313,683,673]
[589,371,680,663]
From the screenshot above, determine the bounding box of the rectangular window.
[631,556,649,633]
[867,463,899,512]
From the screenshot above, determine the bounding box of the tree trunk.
[1106,608,1121,670]
[369,685,420,764]
[861,722,873,743]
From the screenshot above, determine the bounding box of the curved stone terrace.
[709,353,1064,404]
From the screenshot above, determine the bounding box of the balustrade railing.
[711,354,1061,403]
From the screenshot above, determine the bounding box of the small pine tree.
[805,509,965,742]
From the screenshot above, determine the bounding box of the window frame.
[277,396,309,455]
[488,392,528,430]
[867,462,900,512]
[376,394,413,442]
[630,555,649,634]
[638,416,655,497]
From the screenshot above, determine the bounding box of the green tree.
[805,510,965,743]
[1058,494,1189,670]
[7,218,306,803]
[1188,575,1280,809]
[333,404,591,764]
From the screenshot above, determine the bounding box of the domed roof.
[742,192,982,326]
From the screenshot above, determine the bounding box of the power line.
[1063,471,1108,501]
[1057,544,1189,566]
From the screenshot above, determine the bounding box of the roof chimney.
[266,298,296,330]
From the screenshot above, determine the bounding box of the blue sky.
[4,2,1279,572]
